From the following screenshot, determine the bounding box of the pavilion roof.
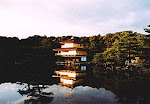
[59,37,80,44]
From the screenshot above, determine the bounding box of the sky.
[0,0,150,39]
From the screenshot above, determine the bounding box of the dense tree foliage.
[0,28,150,76]
[92,31,150,67]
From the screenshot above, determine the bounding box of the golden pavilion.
[53,36,88,65]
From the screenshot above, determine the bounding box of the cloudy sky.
[0,0,150,39]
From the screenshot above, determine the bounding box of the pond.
[0,78,149,104]
[0,83,118,104]
[0,65,149,104]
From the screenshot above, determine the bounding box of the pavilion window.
[81,66,86,71]
[81,56,86,61]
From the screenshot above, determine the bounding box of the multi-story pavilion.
[53,37,87,65]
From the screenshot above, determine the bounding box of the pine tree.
[102,31,139,65]
[142,25,150,67]
[119,31,138,65]
[144,25,150,34]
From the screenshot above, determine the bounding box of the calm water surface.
[0,82,119,104]
[0,64,149,104]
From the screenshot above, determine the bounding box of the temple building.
[53,37,88,65]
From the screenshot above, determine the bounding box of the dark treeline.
[0,27,150,77]
[0,36,57,78]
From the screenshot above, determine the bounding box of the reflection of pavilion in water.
[53,65,87,88]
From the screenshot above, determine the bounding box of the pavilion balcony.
[55,51,87,56]
[61,43,83,48]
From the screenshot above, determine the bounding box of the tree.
[118,31,139,65]
[92,53,104,64]
[92,31,139,65]
[142,25,150,67]
[103,31,139,64]
[144,25,150,34]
